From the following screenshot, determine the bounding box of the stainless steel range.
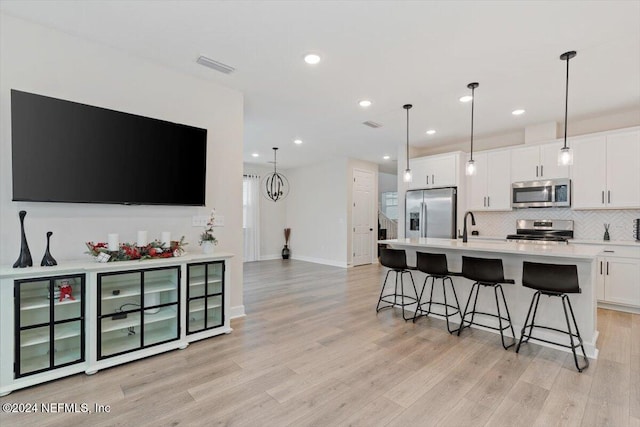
[506,219,573,244]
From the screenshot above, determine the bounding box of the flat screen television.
[11,90,207,206]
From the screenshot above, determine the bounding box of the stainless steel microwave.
[512,179,571,208]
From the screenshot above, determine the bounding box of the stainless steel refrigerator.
[405,187,457,239]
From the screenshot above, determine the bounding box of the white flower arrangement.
[199,209,218,245]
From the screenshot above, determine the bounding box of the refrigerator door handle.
[420,202,427,238]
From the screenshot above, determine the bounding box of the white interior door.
[352,169,374,266]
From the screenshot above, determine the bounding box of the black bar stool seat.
[376,248,419,321]
[457,256,517,350]
[412,252,462,334]
[516,261,589,372]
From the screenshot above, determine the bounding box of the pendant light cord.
[273,147,278,173]
[563,56,570,150]
[403,104,412,171]
[470,86,475,161]
[406,107,410,170]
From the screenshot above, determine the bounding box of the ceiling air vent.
[362,121,382,128]
[196,55,236,74]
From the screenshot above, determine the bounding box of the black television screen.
[11,90,207,206]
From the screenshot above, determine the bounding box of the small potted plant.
[199,209,218,254]
[282,228,291,259]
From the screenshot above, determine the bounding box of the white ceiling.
[2,1,639,173]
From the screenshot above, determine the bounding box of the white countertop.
[0,252,234,279]
[464,236,640,259]
[380,238,603,260]
[467,235,639,247]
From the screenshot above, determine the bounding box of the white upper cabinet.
[572,135,607,208]
[408,153,458,189]
[467,150,511,211]
[511,141,570,182]
[572,129,640,209]
[606,131,640,208]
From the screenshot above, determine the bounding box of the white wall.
[0,15,245,314]
[378,172,397,196]
[243,164,287,260]
[285,158,348,267]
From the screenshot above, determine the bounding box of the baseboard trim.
[259,254,281,261]
[597,301,640,314]
[230,305,246,319]
[290,255,348,268]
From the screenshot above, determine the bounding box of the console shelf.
[0,252,233,396]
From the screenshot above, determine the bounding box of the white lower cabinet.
[596,255,640,309]
[0,253,232,396]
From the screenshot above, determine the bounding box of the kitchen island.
[379,238,603,358]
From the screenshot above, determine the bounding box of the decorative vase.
[282,244,290,260]
[603,224,610,241]
[41,231,58,266]
[13,210,33,268]
[202,241,215,254]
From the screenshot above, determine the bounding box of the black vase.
[13,210,33,268]
[282,244,290,260]
[41,231,57,266]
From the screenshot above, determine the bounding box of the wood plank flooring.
[1,259,638,426]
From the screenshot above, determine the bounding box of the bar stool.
[412,252,462,334]
[457,256,516,350]
[516,261,589,372]
[376,248,419,321]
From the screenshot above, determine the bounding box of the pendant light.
[261,147,290,202]
[465,82,479,176]
[558,50,577,166]
[402,104,413,183]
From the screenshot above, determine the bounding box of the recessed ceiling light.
[294,139,303,145]
[304,54,321,65]
[426,129,436,135]
[383,155,390,160]
[512,109,526,116]
[359,100,372,108]
[251,153,259,157]
[459,95,473,103]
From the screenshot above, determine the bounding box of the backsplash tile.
[473,209,640,241]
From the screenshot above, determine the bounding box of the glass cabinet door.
[98,266,180,359]
[14,275,85,378]
[187,261,225,334]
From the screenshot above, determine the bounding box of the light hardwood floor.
[1,259,638,426]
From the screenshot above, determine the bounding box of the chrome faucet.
[462,211,476,243]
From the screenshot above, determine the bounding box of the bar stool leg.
[393,272,399,306]
[494,284,515,350]
[447,277,462,332]
[401,271,419,321]
[458,282,480,336]
[442,277,461,334]
[412,275,431,323]
[376,270,392,312]
[561,295,589,372]
[525,291,541,344]
[516,291,539,352]
[516,291,541,351]
[426,277,436,316]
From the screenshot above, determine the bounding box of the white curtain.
[243,174,261,262]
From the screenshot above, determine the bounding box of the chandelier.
[261,147,289,202]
